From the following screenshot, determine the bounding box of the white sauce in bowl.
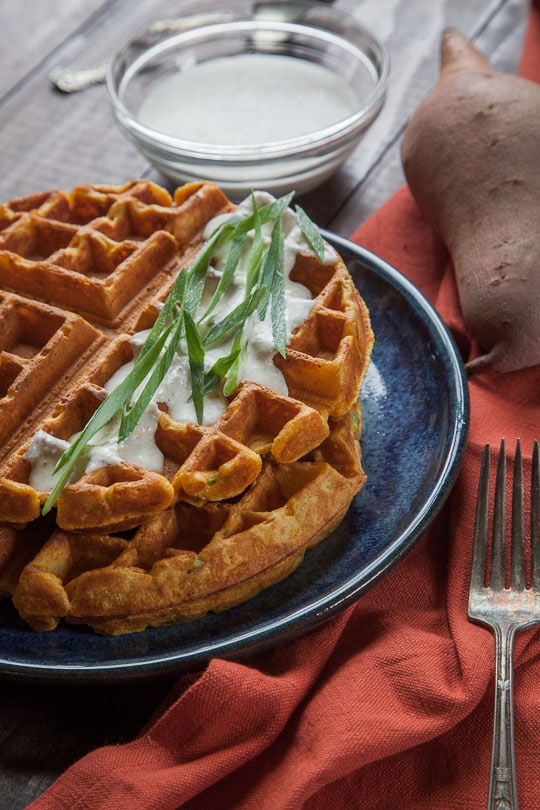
[137,53,358,145]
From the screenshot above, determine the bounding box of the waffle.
[0,179,373,635]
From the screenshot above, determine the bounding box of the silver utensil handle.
[49,62,107,93]
[488,625,519,810]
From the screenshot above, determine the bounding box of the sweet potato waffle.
[0,179,373,635]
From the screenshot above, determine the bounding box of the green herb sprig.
[295,205,326,262]
[41,193,323,514]
[41,322,176,515]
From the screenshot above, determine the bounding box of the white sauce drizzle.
[26,192,336,491]
[137,54,359,145]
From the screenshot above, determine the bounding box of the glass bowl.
[107,0,389,199]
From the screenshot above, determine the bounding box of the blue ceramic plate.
[0,236,469,682]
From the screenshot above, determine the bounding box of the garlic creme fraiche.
[26,192,336,494]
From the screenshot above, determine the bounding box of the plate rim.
[0,235,469,681]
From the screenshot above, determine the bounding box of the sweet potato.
[401,28,540,373]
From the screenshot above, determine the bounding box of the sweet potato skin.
[401,28,540,373]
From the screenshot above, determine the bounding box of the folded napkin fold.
[30,4,540,808]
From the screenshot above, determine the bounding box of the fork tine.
[468,439,540,810]
[490,439,506,591]
[532,439,540,590]
[470,443,491,592]
[510,439,525,590]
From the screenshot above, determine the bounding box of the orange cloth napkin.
[30,5,540,809]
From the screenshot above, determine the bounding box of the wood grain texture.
[0,0,110,96]
[0,1,530,805]
[0,676,177,810]
[302,0,529,233]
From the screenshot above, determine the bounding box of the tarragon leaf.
[199,232,246,323]
[244,193,265,296]
[269,217,286,357]
[256,216,284,322]
[183,309,206,424]
[203,344,242,395]
[203,286,265,348]
[230,191,294,238]
[119,314,185,441]
[223,329,246,397]
[138,269,187,361]
[294,205,326,262]
[183,221,235,317]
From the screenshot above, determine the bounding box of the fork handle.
[488,625,519,809]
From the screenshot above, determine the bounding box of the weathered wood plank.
[0,677,175,810]
[0,0,110,96]
[0,0,173,198]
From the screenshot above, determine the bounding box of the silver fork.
[468,438,540,810]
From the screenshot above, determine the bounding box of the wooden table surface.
[0,1,528,806]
